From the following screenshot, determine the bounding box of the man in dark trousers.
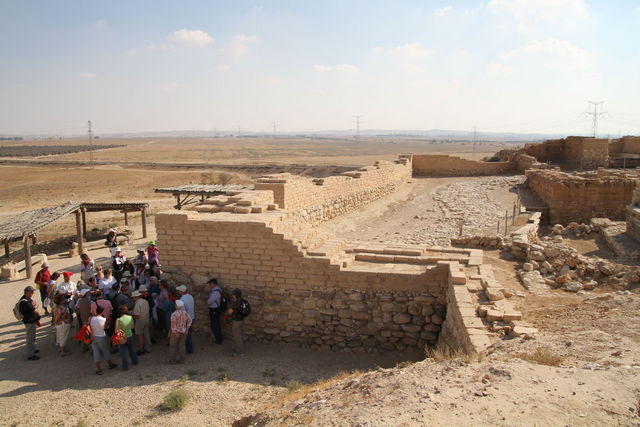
[206,278,225,345]
[19,286,41,360]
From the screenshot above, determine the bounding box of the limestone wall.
[412,155,513,177]
[527,170,637,224]
[610,136,640,156]
[156,211,450,352]
[522,136,608,167]
[254,157,411,224]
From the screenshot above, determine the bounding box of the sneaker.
[27,355,40,361]
[34,349,40,353]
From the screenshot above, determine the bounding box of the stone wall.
[156,211,452,352]
[626,188,640,241]
[522,136,609,167]
[412,154,513,177]
[254,156,412,224]
[527,169,637,224]
[610,136,640,156]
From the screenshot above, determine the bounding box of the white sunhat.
[175,300,185,309]
[131,290,141,297]
[138,285,148,292]
[176,285,188,292]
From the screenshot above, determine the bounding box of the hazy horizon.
[2,0,639,136]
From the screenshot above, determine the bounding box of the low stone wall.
[522,136,608,167]
[527,170,637,224]
[610,136,640,156]
[156,211,449,352]
[412,155,514,177]
[254,156,411,224]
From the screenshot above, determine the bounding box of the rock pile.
[509,221,639,293]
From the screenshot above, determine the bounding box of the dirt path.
[317,176,523,246]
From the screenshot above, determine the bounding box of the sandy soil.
[0,226,421,426]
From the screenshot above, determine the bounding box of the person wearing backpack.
[227,288,250,357]
[17,286,41,360]
[206,278,226,345]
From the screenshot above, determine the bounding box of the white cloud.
[583,72,601,80]
[166,29,214,46]
[126,49,138,56]
[216,64,230,72]
[488,0,588,33]
[311,89,326,95]
[92,19,107,30]
[372,46,385,53]
[636,5,640,13]
[79,72,97,79]
[313,64,358,73]
[452,49,469,56]
[486,61,512,77]
[404,64,422,72]
[434,6,453,17]
[262,76,281,85]
[229,34,260,57]
[390,43,435,58]
[500,38,591,70]
[159,82,179,92]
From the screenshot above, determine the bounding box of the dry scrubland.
[2,137,639,425]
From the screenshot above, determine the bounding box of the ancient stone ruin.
[156,155,527,355]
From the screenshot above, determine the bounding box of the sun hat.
[123,271,132,277]
[148,241,156,246]
[176,285,187,292]
[137,248,145,253]
[107,228,116,233]
[131,290,141,297]
[138,285,148,292]
[62,271,73,278]
[41,261,49,268]
[80,289,90,297]
[175,300,185,309]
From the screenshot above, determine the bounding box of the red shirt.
[35,269,51,289]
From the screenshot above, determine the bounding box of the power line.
[353,115,363,139]
[584,101,606,137]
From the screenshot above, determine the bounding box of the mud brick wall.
[626,189,640,241]
[155,211,448,352]
[412,155,513,177]
[523,137,608,167]
[610,136,640,156]
[527,170,637,224]
[255,158,411,224]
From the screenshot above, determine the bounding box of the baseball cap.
[63,271,73,278]
[24,285,36,293]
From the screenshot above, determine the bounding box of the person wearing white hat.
[168,299,191,364]
[177,285,195,355]
[112,247,126,283]
[105,229,118,248]
[132,290,151,355]
[34,261,51,316]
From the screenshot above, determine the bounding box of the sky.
[1,0,639,136]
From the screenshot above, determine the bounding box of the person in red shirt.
[34,261,51,316]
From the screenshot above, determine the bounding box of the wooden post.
[458,220,463,237]
[497,221,500,234]
[504,210,508,235]
[512,202,516,225]
[81,208,87,239]
[141,207,148,239]
[24,236,32,279]
[124,211,129,226]
[75,209,84,254]
[4,240,9,258]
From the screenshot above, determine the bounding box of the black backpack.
[238,298,251,319]
[215,288,228,311]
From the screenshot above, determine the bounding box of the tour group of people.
[16,230,250,375]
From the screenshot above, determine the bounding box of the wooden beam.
[81,208,87,239]
[24,236,32,279]
[4,241,9,258]
[141,207,148,239]
[75,209,84,254]
[124,211,129,226]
